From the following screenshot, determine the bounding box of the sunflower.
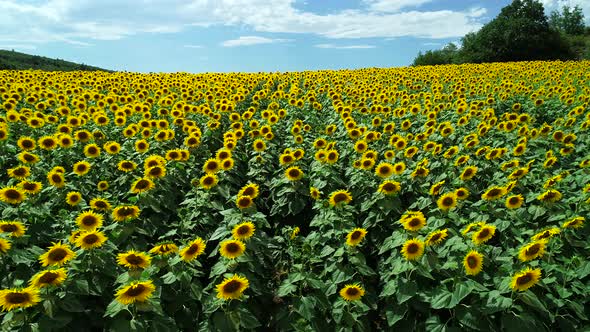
[39,242,76,266]
[220,158,234,170]
[149,243,178,256]
[400,212,427,232]
[95,180,108,191]
[117,160,137,172]
[510,268,541,292]
[75,211,103,230]
[310,187,321,200]
[378,180,401,196]
[75,230,107,250]
[66,191,83,206]
[180,237,207,262]
[339,284,365,301]
[460,166,477,181]
[203,158,220,174]
[290,227,300,239]
[18,152,40,164]
[531,228,560,241]
[104,141,121,155]
[17,136,36,151]
[29,268,68,288]
[437,192,457,212]
[463,250,483,276]
[38,136,58,150]
[199,174,218,190]
[130,177,155,194]
[279,153,295,166]
[0,221,26,237]
[232,222,256,240]
[252,139,266,152]
[115,280,156,305]
[481,186,507,201]
[145,165,166,179]
[346,228,367,247]
[472,225,496,245]
[0,186,26,204]
[219,239,246,259]
[7,166,30,180]
[18,181,42,195]
[236,195,253,209]
[47,171,66,188]
[411,166,429,178]
[325,150,339,164]
[518,241,546,262]
[401,238,425,261]
[425,229,449,246]
[505,195,524,209]
[0,287,41,311]
[455,188,470,200]
[216,274,249,300]
[89,197,111,211]
[117,250,152,269]
[83,144,101,158]
[329,190,352,207]
[112,205,141,222]
[238,183,259,198]
[135,139,150,153]
[429,181,445,196]
[285,166,304,181]
[537,189,562,203]
[375,162,394,178]
[0,238,11,254]
[562,216,584,229]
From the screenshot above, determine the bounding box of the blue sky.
[0,0,588,72]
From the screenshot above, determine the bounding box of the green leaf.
[239,308,261,329]
[450,283,472,307]
[104,300,126,318]
[277,281,297,297]
[380,280,397,297]
[297,297,315,321]
[385,304,407,327]
[519,291,551,318]
[396,279,417,304]
[161,272,177,284]
[430,290,454,309]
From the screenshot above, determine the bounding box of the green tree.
[460,0,574,63]
[412,43,459,66]
[550,5,585,35]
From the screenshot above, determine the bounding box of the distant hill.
[0,49,111,71]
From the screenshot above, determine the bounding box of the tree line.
[413,0,589,66]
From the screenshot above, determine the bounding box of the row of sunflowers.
[0,61,589,331]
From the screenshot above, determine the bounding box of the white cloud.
[221,36,290,47]
[184,44,204,48]
[315,43,376,49]
[540,0,590,23]
[0,0,488,47]
[364,0,435,13]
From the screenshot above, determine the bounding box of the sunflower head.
[117,250,152,269]
[216,274,249,300]
[199,174,218,190]
[285,166,304,181]
[0,221,27,237]
[115,280,156,305]
[346,228,367,247]
[219,239,246,259]
[339,284,365,301]
[29,268,68,288]
[0,186,27,205]
[463,250,483,275]
[401,238,425,261]
[472,225,496,245]
[236,195,254,210]
[437,192,457,212]
[329,190,352,207]
[39,242,76,267]
[232,222,256,240]
[75,230,108,250]
[425,229,449,246]
[180,237,207,262]
[112,205,141,222]
[0,287,41,311]
[149,243,178,256]
[510,268,541,292]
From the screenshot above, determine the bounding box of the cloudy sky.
[0,0,588,72]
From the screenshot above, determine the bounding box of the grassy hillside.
[0,49,110,71]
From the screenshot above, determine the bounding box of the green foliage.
[412,43,459,66]
[0,50,109,71]
[550,5,586,35]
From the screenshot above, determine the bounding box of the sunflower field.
[0,61,589,331]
